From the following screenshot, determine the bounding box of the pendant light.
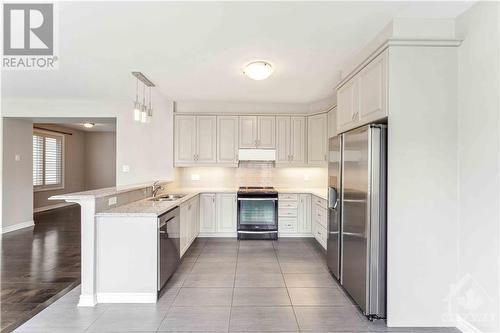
[140,83,147,123]
[133,78,141,121]
[147,86,153,123]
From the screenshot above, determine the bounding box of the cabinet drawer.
[279,201,298,209]
[315,224,327,247]
[315,207,327,229]
[279,208,297,217]
[279,218,298,233]
[279,193,298,201]
[313,196,327,209]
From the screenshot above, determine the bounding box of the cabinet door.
[239,116,257,148]
[216,193,237,233]
[359,51,387,123]
[337,78,359,133]
[327,107,337,139]
[190,196,200,240]
[196,116,217,163]
[275,116,290,165]
[175,115,196,165]
[257,116,276,148]
[217,116,238,165]
[290,117,306,165]
[180,203,190,256]
[199,194,216,233]
[298,194,311,233]
[307,113,328,165]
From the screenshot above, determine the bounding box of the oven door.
[238,197,278,231]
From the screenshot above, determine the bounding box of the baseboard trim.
[34,202,76,213]
[96,292,157,304]
[198,232,237,238]
[78,294,97,307]
[279,233,314,238]
[1,220,34,234]
[456,315,483,333]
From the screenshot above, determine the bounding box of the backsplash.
[172,163,327,189]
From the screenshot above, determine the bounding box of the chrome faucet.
[152,181,163,197]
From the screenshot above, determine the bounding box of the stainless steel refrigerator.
[327,124,387,319]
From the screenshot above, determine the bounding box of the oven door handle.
[238,198,278,201]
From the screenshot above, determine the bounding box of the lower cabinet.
[312,195,328,249]
[199,193,237,235]
[278,193,311,237]
[180,195,200,257]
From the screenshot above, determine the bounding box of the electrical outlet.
[191,174,200,181]
[108,197,117,206]
[122,165,130,173]
[303,174,310,181]
[14,154,21,162]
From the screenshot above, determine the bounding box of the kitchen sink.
[149,194,186,202]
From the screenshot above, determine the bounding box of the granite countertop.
[96,187,327,218]
[50,182,162,200]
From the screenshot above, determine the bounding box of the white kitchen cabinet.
[180,195,200,257]
[199,193,216,233]
[312,195,327,250]
[337,78,359,133]
[216,193,237,233]
[174,115,196,165]
[239,116,275,148]
[327,107,337,138]
[174,115,216,166]
[276,116,306,166]
[276,116,290,164]
[239,116,258,148]
[337,50,387,134]
[307,113,328,166]
[196,116,217,163]
[358,51,387,124]
[217,116,238,165]
[257,116,276,148]
[298,194,312,233]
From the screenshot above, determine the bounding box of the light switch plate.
[108,197,117,206]
[122,165,130,173]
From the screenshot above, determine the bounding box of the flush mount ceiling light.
[243,61,274,80]
[83,123,95,128]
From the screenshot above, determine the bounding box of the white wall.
[386,46,458,327]
[1,92,174,187]
[2,118,33,230]
[456,2,500,331]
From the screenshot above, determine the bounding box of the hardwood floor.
[1,205,81,333]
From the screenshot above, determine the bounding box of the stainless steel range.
[237,187,278,240]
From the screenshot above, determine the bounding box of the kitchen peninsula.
[53,184,327,305]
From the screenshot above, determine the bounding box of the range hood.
[238,149,276,161]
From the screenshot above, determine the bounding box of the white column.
[67,198,97,307]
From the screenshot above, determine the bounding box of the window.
[33,131,64,191]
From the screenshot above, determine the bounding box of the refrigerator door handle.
[328,186,338,209]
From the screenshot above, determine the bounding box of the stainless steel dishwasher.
[158,207,180,291]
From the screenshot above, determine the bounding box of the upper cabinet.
[327,107,338,139]
[337,50,387,133]
[239,116,275,149]
[307,113,328,166]
[276,116,306,166]
[217,116,238,166]
[174,115,216,166]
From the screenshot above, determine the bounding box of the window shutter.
[33,135,44,186]
[33,131,63,189]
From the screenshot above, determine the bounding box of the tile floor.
[13,238,459,333]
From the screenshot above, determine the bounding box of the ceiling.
[2,1,474,105]
[31,117,116,132]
